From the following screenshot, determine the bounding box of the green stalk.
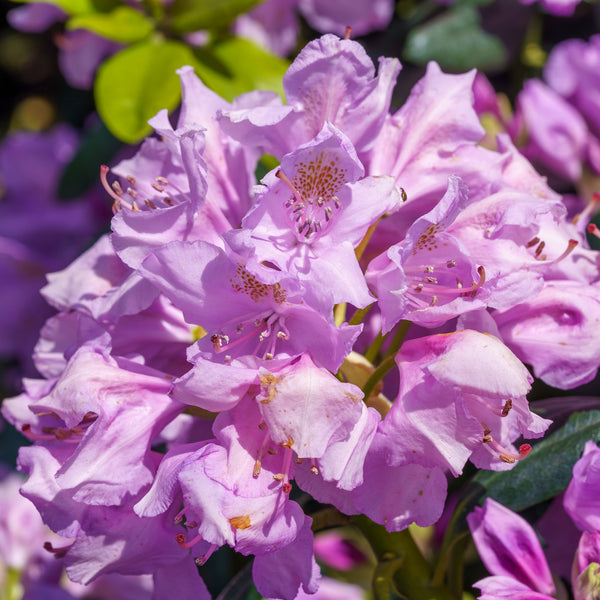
[352,516,453,600]
[382,320,410,360]
[349,303,374,326]
[431,485,483,590]
[361,353,396,400]
[364,332,386,364]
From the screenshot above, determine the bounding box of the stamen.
[111,181,123,196]
[276,170,304,206]
[195,544,218,566]
[100,165,131,208]
[535,241,545,258]
[279,444,294,494]
[483,433,532,464]
[176,532,203,549]
[253,430,272,478]
[546,239,578,264]
[572,192,600,225]
[44,541,72,558]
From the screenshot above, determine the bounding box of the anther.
[535,241,545,258]
[156,176,168,185]
[588,223,600,239]
[195,544,218,566]
[44,541,72,558]
[344,25,352,40]
[100,165,130,208]
[547,239,578,264]
[501,399,512,417]
[400,188,408,202]
[446,259,457,268]
[126,187,138,198]
[176,533,203,549]
[526,237,540,248]
[126,175,136,185]
[111,181,123,196]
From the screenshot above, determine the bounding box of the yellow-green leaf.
[67,6,153,43]
[95,39,195,143]
[193,37,288,102]
[169,0,263,35]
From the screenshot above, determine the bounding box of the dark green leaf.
[474,410,600,511]
[402,6,507,73]
[214,561,259,600]
[169,0,263,34]
[67,6,154,43]
[193,37,288,101]
[94,39,195,143]
[58,122,122,199]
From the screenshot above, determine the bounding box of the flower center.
[100,165,191,213]
[276,152,347,241]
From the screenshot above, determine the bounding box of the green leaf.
[402,5,507,73]
[67,6,154,43]
[58,122,122,199]
[12,0,96,17]
[169,0,262,35]
[193,37,288,101]
[474,410,600,511]
[94,39,194,143]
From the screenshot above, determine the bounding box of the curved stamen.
[195,544,218,566]
[176,532,203,549]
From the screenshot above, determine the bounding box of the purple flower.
[378,329,549,475]
[367,176,488,331]
[241,123,401,308]
[494,281,600,389]
[564,441,600,533]
[219,33,400,159]
[233,0,300,56]
[139,238,359,372]
[514,79,588,182]
[0,126,103,373]
[545,36,600,140]
[520,0,581,15]
[297,0,394,37]
[467,497,556,599]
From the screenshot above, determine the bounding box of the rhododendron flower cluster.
[2,30,600,600]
